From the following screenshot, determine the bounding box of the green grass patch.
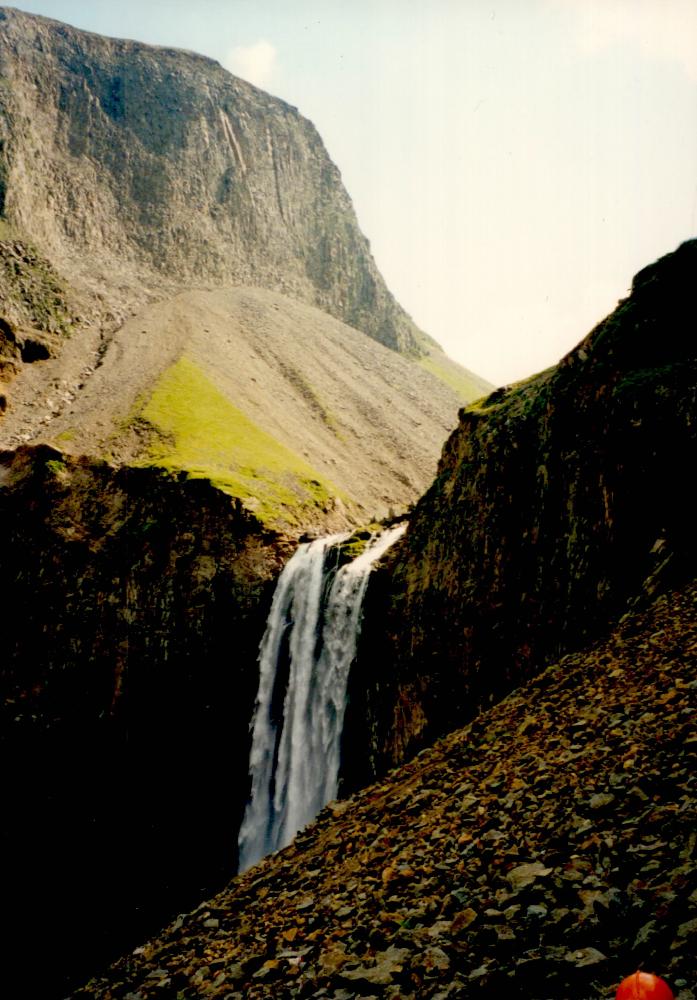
[45,458,67,477]
[135,356,349,528]
[54,428,77,444]
[418,352,491,403]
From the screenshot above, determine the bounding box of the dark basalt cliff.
[0,6,429,355]
[0,445,291,996]
[348,239,697,776]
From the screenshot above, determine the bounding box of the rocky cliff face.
[0,444,291,997]
[348,239,697,775]
[0,6,429,355]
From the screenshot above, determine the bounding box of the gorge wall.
[345,241,697,787]
[0,445,291,995]
[346,239,697,781]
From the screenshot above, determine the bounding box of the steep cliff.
[0,5,427,355]
[350,239,697,773]
[0,444,292,997]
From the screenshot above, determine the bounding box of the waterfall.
[237,524,406,873]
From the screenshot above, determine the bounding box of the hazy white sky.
[8,1,697,385]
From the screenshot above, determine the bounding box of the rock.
[420,947,450,974]
[338,946,409,987]
[564,947,607,967]
[506,862,553,891]
[588,793,616,811]
[450,908,478,934]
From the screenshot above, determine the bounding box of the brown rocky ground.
[72,580,697,1000]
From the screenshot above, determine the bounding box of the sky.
[7,1,697,385]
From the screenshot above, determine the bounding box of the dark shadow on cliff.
[343,239,697,786]
[0,448,288,997]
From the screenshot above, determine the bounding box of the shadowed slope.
[71,579,697,999]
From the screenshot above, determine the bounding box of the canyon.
[0,7,695,1000]
[0,7,486,995]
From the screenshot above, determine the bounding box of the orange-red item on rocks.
[615,971,674,1000]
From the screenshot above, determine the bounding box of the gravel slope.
[1,287,481,526]
[72,581,697,1000]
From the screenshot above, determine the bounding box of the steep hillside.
[351,239,697,771]
[71,579,697,1000]
[0,5,429,355]
[1,286,482,530]
[0,219,105,405]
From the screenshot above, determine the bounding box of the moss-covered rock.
[0,222,81,338]
[352,239,697,775]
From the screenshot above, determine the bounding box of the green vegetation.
[335,523,384,562]
[45,458,67,477]
[55,428,77,444]
[418,351,490,403]
[135,355,348,528]
[463,365,557,423]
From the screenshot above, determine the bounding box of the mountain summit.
[0,5,429,353]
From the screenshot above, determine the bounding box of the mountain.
[0,5,425,353]
[0,9,491,997]
[0,6,489,525]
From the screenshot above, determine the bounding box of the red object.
[616,972,674,1000]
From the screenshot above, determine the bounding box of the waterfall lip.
[237,524,406,874]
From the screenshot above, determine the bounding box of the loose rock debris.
[72,583,697,999]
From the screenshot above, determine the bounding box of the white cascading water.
[237,524,406,873]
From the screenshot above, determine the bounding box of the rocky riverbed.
[72,580,696,999]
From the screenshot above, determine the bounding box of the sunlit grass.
[135,355,347,528]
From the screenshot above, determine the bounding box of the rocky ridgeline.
[355,240,697,771]
[0,6,429,356]
[72,579,697,1000]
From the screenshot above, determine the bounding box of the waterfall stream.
[237,524,406,873]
